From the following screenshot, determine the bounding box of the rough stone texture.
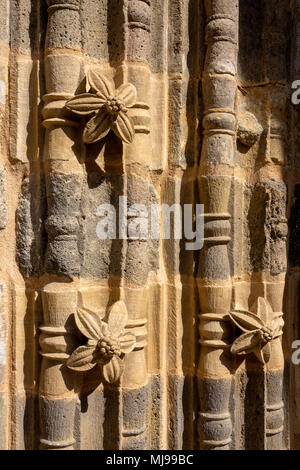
[46,1,81,51]
[10,0,39,52]
[237,112,263,147]
[45,173,83,278]
[16,175,45,278]
[246,181,287,275]
[198,377,233,450]
[0,0,299,451]
[122,384,150,449]
[80,0,109,61]
[0,168,7,229]
[0,390,8,449]
[168,374,184,450]
[11,391,39,450]
[80,172,123,280]
[0,285,7,449]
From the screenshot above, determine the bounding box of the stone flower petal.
[87,69,115,99]
[101,321,109,337]
[107,301,128,336]
[262,341,272,363]
[254,342,271,364]
[65,93,105,115]
[102,355,124,384]
[229,309,265,333]
[271,316,284,338]
[83,109,112,144]
[119,332,136,354]
[66,345,97,371]
[112,111,135,144]
[75,307,103,341]
[231,330,262,355]
[256,297,271,325]
[115,83,137,108]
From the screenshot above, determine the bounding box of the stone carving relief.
[0,0,297,451]
[229,297,284,364]
[67,301,136,383]
[66,70,137,144]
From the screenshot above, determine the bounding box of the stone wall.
[0,0,298,450]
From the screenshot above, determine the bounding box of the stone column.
[197,0,238,450]
[117,0,151,450]
[39,0,83,450]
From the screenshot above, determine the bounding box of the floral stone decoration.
[66,300,136,383]
[229,297,283,364]
[65,69,137,144]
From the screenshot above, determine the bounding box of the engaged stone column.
[39,0,84,450]
[119,0,151,450]
[197,0,238,450]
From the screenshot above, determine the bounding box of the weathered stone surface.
[17,181,34,276]
[237,112,263,147]
[81,0,109,61]
[10,0,39,52]
[79,386,105,450]
[198,377,233,450]
[0,0,298,452]
[168,374,184,450]
[11,391,38,450]
[0,391,8,449]
[46,1,81,51]
[45,173,83,278]
[39,397,77,449]
[122,383,150,450]
[0,168,7,229]
[9,58,37,163]
[16,175,45,278]
[243,368,265,450]
[0,284,7,449]
[246,181,287,274]
[0,0,9,45]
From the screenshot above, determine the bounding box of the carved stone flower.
[66,301,136,383]
[229,297,283,364]
[66,69,137,144]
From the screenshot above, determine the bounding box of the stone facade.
[0,0,299,450]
